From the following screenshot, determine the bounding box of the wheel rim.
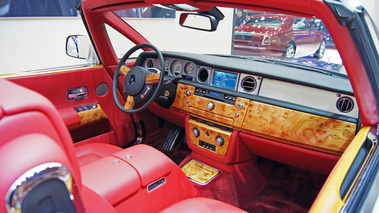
[286,44,295,58]
[319,40,326,58]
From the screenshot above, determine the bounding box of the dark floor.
[146,123,191,165]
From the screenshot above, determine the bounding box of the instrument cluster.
[144,57,198,79]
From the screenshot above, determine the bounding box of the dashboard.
[137,51,358,156]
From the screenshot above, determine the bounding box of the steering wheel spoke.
[113,43,164,113]
[120,65,131,77]
[145,73,160,85]
[124,95,135,110]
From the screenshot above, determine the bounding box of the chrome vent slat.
[337,97,354,113]
[241,76,257,92]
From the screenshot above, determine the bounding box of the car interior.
[1,0,379,212]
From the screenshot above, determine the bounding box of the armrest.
[58,107,80,127]
[80,156,140,205]
[112,144,174,187]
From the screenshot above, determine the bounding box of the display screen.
[213,71,238,90]
[209,91,223,98]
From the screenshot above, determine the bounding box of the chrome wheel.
[314,39,326,59]
[284,43,295,58]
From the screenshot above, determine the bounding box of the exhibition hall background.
[0,0,378,74]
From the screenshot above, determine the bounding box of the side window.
[105,24,143,59]
[293,18,309,30]
[0,1,97,75]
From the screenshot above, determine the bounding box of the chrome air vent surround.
[237,73,261,95]
[198,68,209,82]
[241,76,257,92]
[337,96,354,113]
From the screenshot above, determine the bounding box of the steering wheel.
[112,43,164,113]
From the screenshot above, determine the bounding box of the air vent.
[241,76,257,92]
[336,97,354,113]
[198,68,209,82]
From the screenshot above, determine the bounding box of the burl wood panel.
[145,73,160,84]
[170,83,250,129]
[188,107,234,126]
[188,119,232,156]
[120,65,130,77]
[242,101,357,154]
[181,159,219,185]
[69,104,107,130]
[124,95,134,110]
[170,83,187,111]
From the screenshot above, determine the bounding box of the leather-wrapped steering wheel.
[112,43,164,113]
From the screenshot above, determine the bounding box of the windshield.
[111,7,345,76]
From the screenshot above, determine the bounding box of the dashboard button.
[207,102,215,111]
[192,128,200,137]
[216,136,224,146]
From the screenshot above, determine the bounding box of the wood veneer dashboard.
[138,51,358,155]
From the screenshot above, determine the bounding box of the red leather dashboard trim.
[239,132,339,174]
[148,102,186,128]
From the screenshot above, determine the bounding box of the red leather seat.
[75,143,123,167]
[0,78,246,213]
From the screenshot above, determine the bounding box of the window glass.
[244,17,282,27]
[121,7,344,76]
[0,0,96,75]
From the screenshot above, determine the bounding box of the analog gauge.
[184,62,195,75]
[164,59,170,71]
[171,60,182,76]
[145,59,154,68]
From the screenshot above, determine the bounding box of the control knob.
[207,102,215,111]
[215,136,224,146]
[192,128,200,137]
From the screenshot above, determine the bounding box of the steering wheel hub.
[124,66,146,96]
[112,43,164,113]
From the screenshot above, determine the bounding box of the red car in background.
[234,14,326,58]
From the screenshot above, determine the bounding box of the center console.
[80,144,196,212]
[188,118,232,156]
[171,83,252,163]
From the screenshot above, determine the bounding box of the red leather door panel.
[5,65,135,147]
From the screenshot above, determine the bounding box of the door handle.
[67,87,88,101]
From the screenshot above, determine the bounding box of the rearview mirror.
[66,35,90,59]
[179,13,219,31]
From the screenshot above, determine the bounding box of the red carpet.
[192,159,327,213]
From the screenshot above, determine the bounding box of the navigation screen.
[213,71,238,90]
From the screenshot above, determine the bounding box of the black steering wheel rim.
[112,43,165,113]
